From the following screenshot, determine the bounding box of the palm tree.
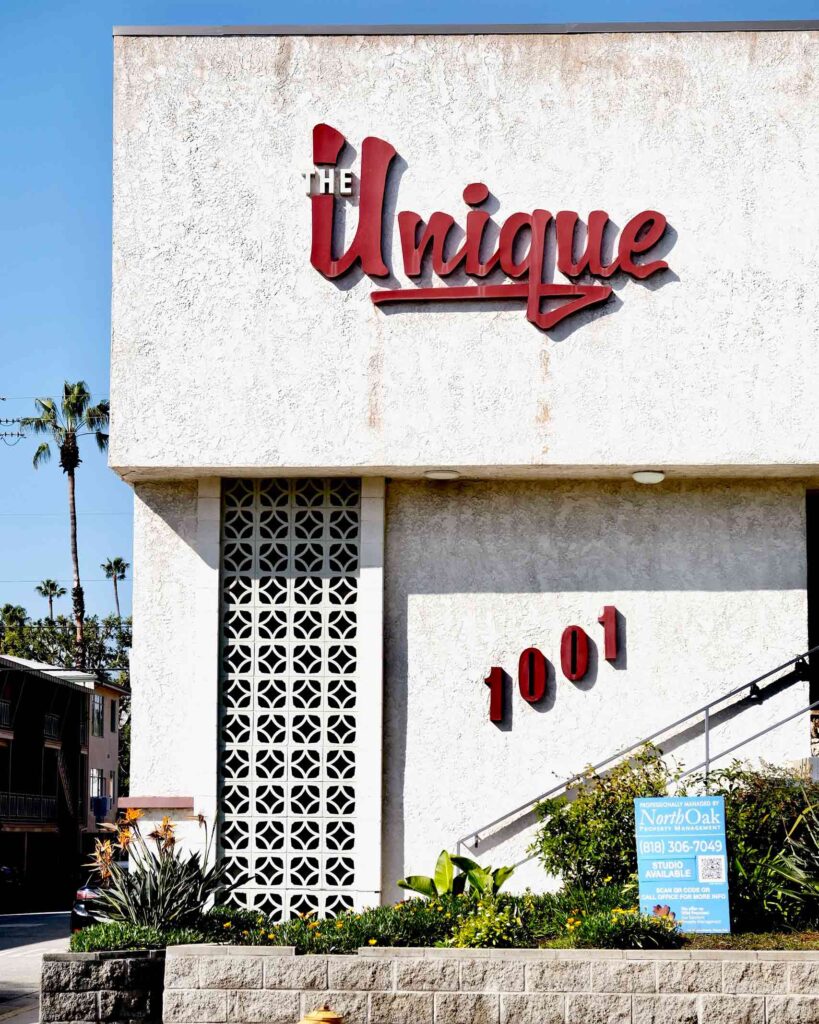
[21,382,109,668]
[0,604,28,634]
[101,557,129,619]
[35,579,67,620]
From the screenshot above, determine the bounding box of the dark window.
[110,699,117,733]
[92,695,104,738]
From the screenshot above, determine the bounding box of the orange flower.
[124,808,143,823]
[148,815,176,850]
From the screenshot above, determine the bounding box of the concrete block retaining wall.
[43,946,819,1024]
[41,951,165,1024]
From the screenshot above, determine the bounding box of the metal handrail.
[457,644,819,853]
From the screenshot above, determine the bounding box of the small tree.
[22,382,109,668]
[100,557,129,619]
[0,604,28,630]
[35,579,66,620]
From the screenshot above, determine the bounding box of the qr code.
[698,855,726,883]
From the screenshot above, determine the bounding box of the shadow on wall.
[456,663,808,872]
[381,477,807,895]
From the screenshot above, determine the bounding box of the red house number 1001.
[484,606,619,722]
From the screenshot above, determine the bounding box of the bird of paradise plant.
[88,811,232,928]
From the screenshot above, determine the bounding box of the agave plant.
[89,810,232,928]
[398,850,514,899]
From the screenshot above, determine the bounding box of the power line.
[0,579,132,584]
[0,512,132,517]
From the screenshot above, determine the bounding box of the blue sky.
[2,0,818,622]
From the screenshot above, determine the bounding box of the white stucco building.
[112,21,819,917]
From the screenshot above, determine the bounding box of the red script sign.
[309,124,670,331]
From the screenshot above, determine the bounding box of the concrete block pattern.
[591,960,656,993]
[566,993,631,1024]
[262,956,327,990]
[327,957,393,990]
[657,959,723,993]
[723,961,788,994]
[788,961,819,993]
[526,960,591,991]
[369,992,434,1024]
[97,990,153,1020]
[499,993,564,1024]
[164,990,227,1023]
[165,958,200,990]
[198,957,262,990]
[700,995,765,1024]
[40,947,819,1024]
[766,995,819,1023]
[460,959,526,992]
[433,992,499,1024]
[633,994,699,1024]
[226,990,300,1023]
[394,958,459,991]
[40,992,99,1022]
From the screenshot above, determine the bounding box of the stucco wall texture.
[128,476,811,894]
[111,30,819,478]
[382,478,809,893]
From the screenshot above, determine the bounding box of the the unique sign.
[484,606,619,721]
[308,123,671,330]
[634,796,731,933]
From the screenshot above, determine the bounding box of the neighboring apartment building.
[112,22,819,916]
[0,655,124,902]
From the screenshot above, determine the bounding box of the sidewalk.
[0,914,70,1024]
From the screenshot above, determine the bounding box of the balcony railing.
[43,713,60,740]
[0,699,10,728]
[0,792,57,820]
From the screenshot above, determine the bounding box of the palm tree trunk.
[48,596,54,620]
[113,576,121,619]
[67,467,85,668]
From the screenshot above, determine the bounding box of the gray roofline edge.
[112,20,819,37]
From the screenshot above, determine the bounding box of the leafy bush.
[698,764,819,931]
[446,897,525,948]
[532,746,674,888]
[88,812,232,928]
[548,908,683,950]
[70,922,206,953]
[218,894,473,952]
[532,750,819,932]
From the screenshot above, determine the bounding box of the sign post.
[634,796,730,933]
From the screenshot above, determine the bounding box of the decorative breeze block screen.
[219,478,362,919]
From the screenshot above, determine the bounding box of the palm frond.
[85,400,110,431]
[94,431,109,453]
[32,442,52,468]
[62,381,91,428]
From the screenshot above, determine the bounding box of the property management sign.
[634,796,731,933]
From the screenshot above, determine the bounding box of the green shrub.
[70,922,206,953]
[446,897,525,948]
[532,746,674,888]
[698,764,819,931]
[549,908,683,950]
[532,751,819,933]
[208,894,473,952]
